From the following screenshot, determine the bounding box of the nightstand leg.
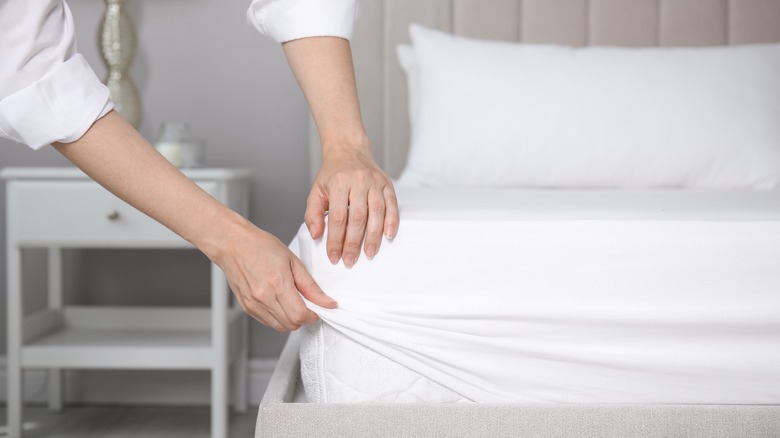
[47,248,64,412]
[233,313,248,413]
[8,247,24,437]
[47,369,63,412]
[211,263,228,438]
[7,366,23,438]
[212,364,228,438]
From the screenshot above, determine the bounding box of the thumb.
[305,191,327,240]
[292,258,337,309]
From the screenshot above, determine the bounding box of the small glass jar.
[180,139,206,168]
[155,122,191,167]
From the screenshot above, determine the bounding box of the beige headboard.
[310,0,780,180]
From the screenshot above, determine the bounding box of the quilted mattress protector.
[292,188,780,404]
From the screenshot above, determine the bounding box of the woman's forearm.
[283,37,369,154]
[53,111,247,263]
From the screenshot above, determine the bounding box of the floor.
[0,405,257,438]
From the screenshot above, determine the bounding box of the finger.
[243,301,289,333]
[383,183,400,239]
[277,288,318,327]
[292,258,337,309]
[363,187,386,260]
[265,299,299,331]
[305,189,327,240]
[326,186,350,264]
[251,283,297,331]
[277,282,320,327]
[342,186,369,268]
[271,263,319,330]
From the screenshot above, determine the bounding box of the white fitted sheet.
[292,189,780,404]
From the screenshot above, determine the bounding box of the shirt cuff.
[0,54,114,150]
[247,0,359,43]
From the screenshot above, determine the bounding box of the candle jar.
[154,122,191,167]
[180,139,206,168]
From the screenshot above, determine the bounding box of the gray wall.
[0,0,312,358]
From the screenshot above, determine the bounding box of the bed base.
[256,333,780,438]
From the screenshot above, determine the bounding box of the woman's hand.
[306,145,398,268]
[282,37,400,267]
[55,111,336,332]
[213,221,337,332]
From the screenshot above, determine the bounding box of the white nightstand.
[2,167,251,438]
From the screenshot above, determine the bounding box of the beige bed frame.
[258,333,779,437]
[261,1,780,436]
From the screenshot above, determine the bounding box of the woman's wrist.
[321,131,371,158]
[190,205,259,267]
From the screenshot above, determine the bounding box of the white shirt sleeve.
[247,0,359,43]
[0,0,113,150]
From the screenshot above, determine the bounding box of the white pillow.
[397,25,780,189]
[396,44,419,132]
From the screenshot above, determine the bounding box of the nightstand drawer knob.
[106,210,121,221]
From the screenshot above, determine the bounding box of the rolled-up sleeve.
[0,0,113,150]
[247,0,359,43]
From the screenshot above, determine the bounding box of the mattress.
[291,188,780,404]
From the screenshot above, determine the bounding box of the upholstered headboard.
[309,0,780,180]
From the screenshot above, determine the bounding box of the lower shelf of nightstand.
[20,306,245,370]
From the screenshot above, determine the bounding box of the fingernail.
[385,228,396,240]
[343,254,355,268]
[328,252,339,264]
[365,245,376,260]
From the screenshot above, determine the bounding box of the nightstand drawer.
[9,180,219,247]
